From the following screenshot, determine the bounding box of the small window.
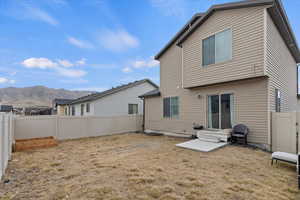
[80,104,85,116]
[71,106,75,116]
[275,89,281,112]
[86,103,90,113]
[128,104,138,114]
[202,29,232,66]
[163,97,179,118]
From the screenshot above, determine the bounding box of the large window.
[128,104,138,114]
[275,89,281,112]
[202,29,232,66]
[163,97,179,118]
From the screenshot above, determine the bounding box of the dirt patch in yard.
[15,137,58,152]
[1,133,299,200]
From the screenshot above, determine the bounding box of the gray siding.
[182,6,267,88]
[266,11,298,112]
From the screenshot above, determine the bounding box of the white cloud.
[150,0,187,18]
[56,68,87,78]
[21,57,87,78]
[76,58,86,65]
[97,29,139,52]
[122,67,132,73]
[0,77,16,84]
[60,79,88,84]
[132,56,159,69]
[58,59,74,67]
[9,79,16,84]
[68,37,94,49]
[22,57,58,69]
[0,78,8,83]
[72,87,108,92]
[26,6,59,26]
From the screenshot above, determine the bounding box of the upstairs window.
[202,29,232,66]
[128,104,138,114]
[163,97,179,118]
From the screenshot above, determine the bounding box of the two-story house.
[141,0,300,150]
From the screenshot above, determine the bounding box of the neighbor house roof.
[155,0,300,63]
[139,89,161,98]
[70,79,158,105]
[53,98,74,106]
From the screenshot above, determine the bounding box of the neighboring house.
[52,98,74,116]
[24,106,52,116]
[68,79,158,117]
[140,0,300,150]
[0,105,13,113]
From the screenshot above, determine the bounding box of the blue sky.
[0,0,299,91]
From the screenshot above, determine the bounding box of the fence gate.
[271,112,299,154]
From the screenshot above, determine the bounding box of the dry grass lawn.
[1,133,299,200]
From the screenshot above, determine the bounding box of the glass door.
[208,95,220,129]
[221,94,233,129]
[208,94,234,129]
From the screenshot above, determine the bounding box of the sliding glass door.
[208,94,234,129]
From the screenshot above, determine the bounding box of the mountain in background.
[0,86,93,107]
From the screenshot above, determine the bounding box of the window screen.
[86,103,90,113]
[71,106,75,116]
[128,104,138,114]
[163,98,170,118]
[80,104,84,116]
[203,35,215,66]
[163,97,179,118]
[275,89,281,112]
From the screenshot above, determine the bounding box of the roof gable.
[70,79,158,105]
[155,0,300,63]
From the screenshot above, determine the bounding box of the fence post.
[55,115,59,139]
[0,114,3,178]
[297,132,299,155]
[298,154,300,189]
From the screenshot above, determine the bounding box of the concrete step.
[196,129,231,142]
[197,134,221,143]
[196,129,231,136]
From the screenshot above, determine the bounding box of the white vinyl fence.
[14,115,143,140]
[0,113,14,179]
[272,112,300,154]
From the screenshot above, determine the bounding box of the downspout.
[142,97,145,133]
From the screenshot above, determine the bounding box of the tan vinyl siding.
[266,11,297,112]
[182,6,267,88]
[146,44,269,145]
